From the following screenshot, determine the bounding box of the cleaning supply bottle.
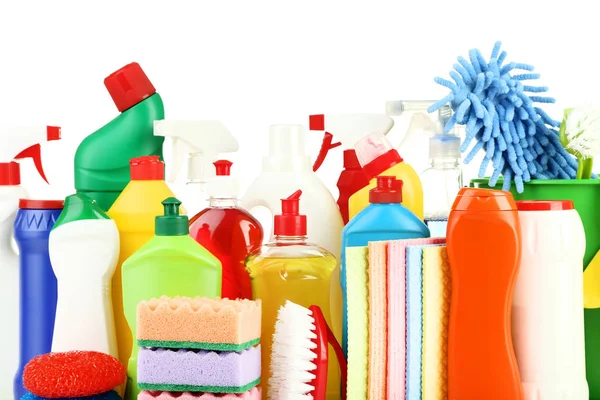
[153,120,239,217]
[340,176,430,355]
[0,125,60,399]
[107,155,179,381]
[245,190,340,400]
[13,199,63,400]
[74,62,165,211]
[49,193,120,357]
[311,114,424,221]
[513,200,588,399]
[446,188,523,399]
[240,124,343,342]
[122,197,221,400]
[189,160,263,300]
[420,133,463,237]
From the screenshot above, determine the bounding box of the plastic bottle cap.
[343,150,361,170]
[451,188,517,211]
[155,197,189,236]
[516,200,574,211]
[130,156,164,180]
[52,193,110,231]
[0,162,21,185]
[369,176,403,203]
[104,62,156,112]
[429,134,460,159]
[273,190,307,236]
[19,199,64,209]
[355,133,403,179]
[208,160,239,198]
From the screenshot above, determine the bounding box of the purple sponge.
[137,345,261,393]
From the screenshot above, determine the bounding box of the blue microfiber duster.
[428,41,580,193]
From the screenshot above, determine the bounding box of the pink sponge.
[23,351,126,398]
[138,387,261,400]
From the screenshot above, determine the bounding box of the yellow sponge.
[422,246,451,399]
[346,246,369,400]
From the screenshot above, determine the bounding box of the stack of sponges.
[21,351,126,400]
[136,296,262,399]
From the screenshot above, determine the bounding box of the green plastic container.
[471,178,600,399]
[121,197,222,400]
[74,62,165,212]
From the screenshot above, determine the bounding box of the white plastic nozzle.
[309,114,394,149]
[262,125,313,172]
[153,120,239,185]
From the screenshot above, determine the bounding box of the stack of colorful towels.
[136,296,262,400]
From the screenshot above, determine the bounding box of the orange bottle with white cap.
[446,188,523,399]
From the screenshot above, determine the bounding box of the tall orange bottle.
[446,188,523,400]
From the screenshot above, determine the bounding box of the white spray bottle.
[0,126,61,398]
[153,120,239,217]
[240,124,344,342]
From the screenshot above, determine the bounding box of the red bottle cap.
[362,150,403,180]
[274,190,307,236]
[104,62,156,112]
[130,156,164,180]
[369,176,403,203]
[516,200,574,211]
[19,199,64,209]
[214,160,233,176]
[0,162,21,185]
[452,187,517,211]
[343,150,361,170]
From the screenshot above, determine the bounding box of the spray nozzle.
[274,190,307,237]
[214,160,233,176]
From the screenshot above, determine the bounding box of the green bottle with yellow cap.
[121,197,222,400]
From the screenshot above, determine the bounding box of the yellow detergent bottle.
[106,156,180,394]
[313,114,423,221]
[246,190,340,400]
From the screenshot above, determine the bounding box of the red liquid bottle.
[189,160,263,299]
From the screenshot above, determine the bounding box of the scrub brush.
[269,301,347,400]
[559,105,600,179]
[428,41,580,193]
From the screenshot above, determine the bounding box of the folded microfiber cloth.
[406,244,444,400]
[137,346,261,393]
[138,387,261,400]
[422,246,451,400]
[137,296,261,351]
[20,392,120,400]
[368,241,388,400]
[387,238,445,400]
[346,246,369,400]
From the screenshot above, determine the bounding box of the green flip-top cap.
[155,197,188,236]
[52,193,110,230]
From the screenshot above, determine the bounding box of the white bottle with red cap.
[512,200,588,399]
[0,126,61,398]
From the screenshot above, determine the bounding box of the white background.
[1,0,598,205]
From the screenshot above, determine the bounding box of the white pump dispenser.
[153,120,239,216]
[0,125,61,399]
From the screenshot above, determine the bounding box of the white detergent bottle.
[50,193,120,357]
[512,200,588,399]
[153,120,239,217]
[0,126,60,398]
[240,124,344,342]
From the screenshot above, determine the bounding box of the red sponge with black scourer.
[22,351,126,399]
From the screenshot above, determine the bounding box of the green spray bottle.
[121,197,222,400]
[74,62,165,211]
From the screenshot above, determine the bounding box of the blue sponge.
[428,41,580,193]
[21,390,121,400]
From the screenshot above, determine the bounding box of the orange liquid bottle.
[446,188,523,399]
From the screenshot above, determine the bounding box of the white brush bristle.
[268,300,318,400]
[565,105,600,159]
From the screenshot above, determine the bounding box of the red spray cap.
[309,115,342,172]
[130,156,164,180]
[104,62,156,112]
[274,190,307,236]
[343,150,361,170]
[0,126,61,186]
[214,160,233,176]
[369,176,403,204]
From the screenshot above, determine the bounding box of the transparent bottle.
[245,190,340,400]
[421,134,463,223]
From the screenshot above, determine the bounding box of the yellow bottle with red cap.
[245,190,340,400]
[106,156,180,393]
